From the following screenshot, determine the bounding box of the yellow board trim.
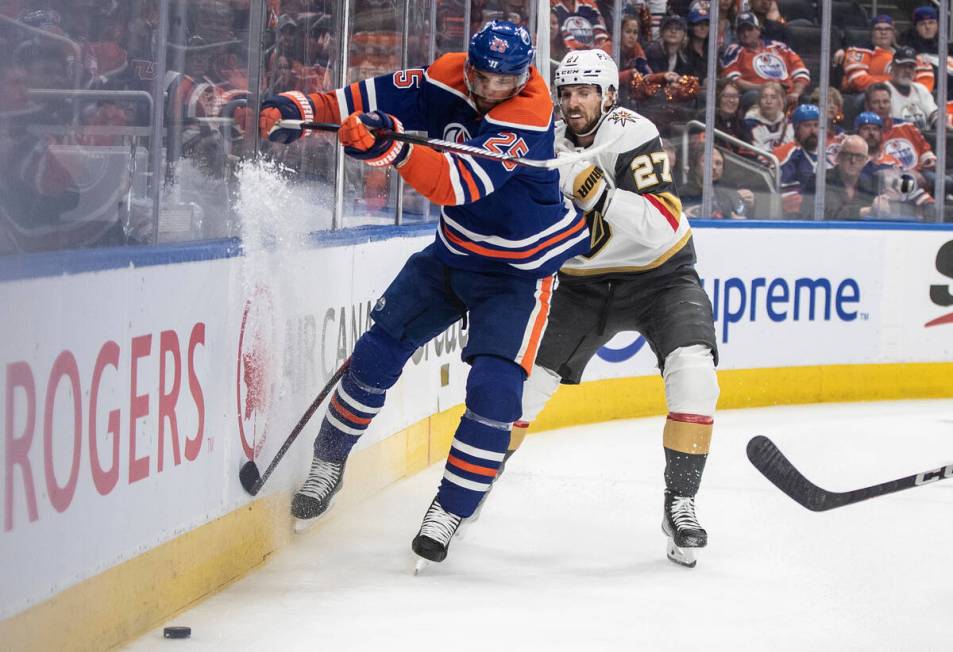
[4,362,952,650]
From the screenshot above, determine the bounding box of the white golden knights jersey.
[557,107,692,277]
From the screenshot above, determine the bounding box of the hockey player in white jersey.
[491,50,720,568]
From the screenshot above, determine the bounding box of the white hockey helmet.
[554,50,619,99]
[554,50,619,134]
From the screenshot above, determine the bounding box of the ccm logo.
[915,464,953,485]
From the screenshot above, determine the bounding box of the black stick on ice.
[239,359,350,496]
[746,435,953,512]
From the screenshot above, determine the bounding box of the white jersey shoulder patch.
[594,107,660,154]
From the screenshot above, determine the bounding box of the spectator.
[854,110,935,215]
[864,83,936,178]
[744,81,792,151]
[713,78,751,150]
[807,86,846,164]
[814,135,883,220]
[298,14,334,93]
[551,0,612,54]
[774,104,823,216]
[746,0,790,46]
[683,6,711,82]
[900,5,953,91]
[720,12,810,107]
[840,15,934,94]
[645,15,690,76]
[886,45,938,130]
[712,0,739,48]
[682,143,755,218]
[618,12,652,106]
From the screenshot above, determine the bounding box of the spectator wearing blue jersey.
[258,21,590,568]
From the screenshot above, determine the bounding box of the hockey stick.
[274,119,614,169]
[239,358,351,496]
[746,435,953,512]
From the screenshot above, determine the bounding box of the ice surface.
[125,400,953,651]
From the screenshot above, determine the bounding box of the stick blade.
[746,435,830,511]
[239,460,262,496]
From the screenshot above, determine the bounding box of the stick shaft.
[275,119,614,169]
[253,358,351,493]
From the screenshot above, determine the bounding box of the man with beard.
[774,104,822,217]
[885,46,938,130]
[472,50,719,569]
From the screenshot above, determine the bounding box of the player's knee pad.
[350,324,418,390]
[465,355,524,424]
[519,364,561,424]
[662,345,719,417]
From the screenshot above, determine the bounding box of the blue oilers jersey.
[330,53,589,278]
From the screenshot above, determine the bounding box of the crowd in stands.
[0,0,950,254]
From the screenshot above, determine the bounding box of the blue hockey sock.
[437,356,523,517]
[314,326,415,462]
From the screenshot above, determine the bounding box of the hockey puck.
[163,626,191,639]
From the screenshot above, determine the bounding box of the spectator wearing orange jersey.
[864,83,936,176]
[854,111,935,214]
[720,12,810,107]
[840,15,934,94]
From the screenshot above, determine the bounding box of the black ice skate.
[291,455,345,529]
[661,490,707,568]
[412,498,463,573]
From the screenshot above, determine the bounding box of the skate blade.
[666,539,697,568]
[413,557,431,575]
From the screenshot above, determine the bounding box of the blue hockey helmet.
[468,20,534,75]
[791,104,820,125]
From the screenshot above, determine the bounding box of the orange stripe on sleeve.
[519,276,554,376]
[448,455,498,477]
[349,83,364,113]
[454,158,481,201]
[397,146,459,205]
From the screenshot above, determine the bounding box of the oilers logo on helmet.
[489,36,509,54]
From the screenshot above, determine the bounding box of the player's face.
[465,63,525,111]
[867,91,891,118]
[858,124,882,149]
[558,84,603,135]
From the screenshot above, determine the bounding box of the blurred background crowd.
[0,0,949,255]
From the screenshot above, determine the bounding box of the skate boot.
[412,498,463,573]
[291,455,345,526]
[661,490,707,568]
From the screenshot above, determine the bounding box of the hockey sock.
[314,326,416,462]
[662,413,713,497]
[437,356,523,517]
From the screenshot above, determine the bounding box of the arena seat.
[825,1,870,29]
[778,0,816,25]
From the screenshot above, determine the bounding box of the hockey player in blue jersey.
[258,21,590,566]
